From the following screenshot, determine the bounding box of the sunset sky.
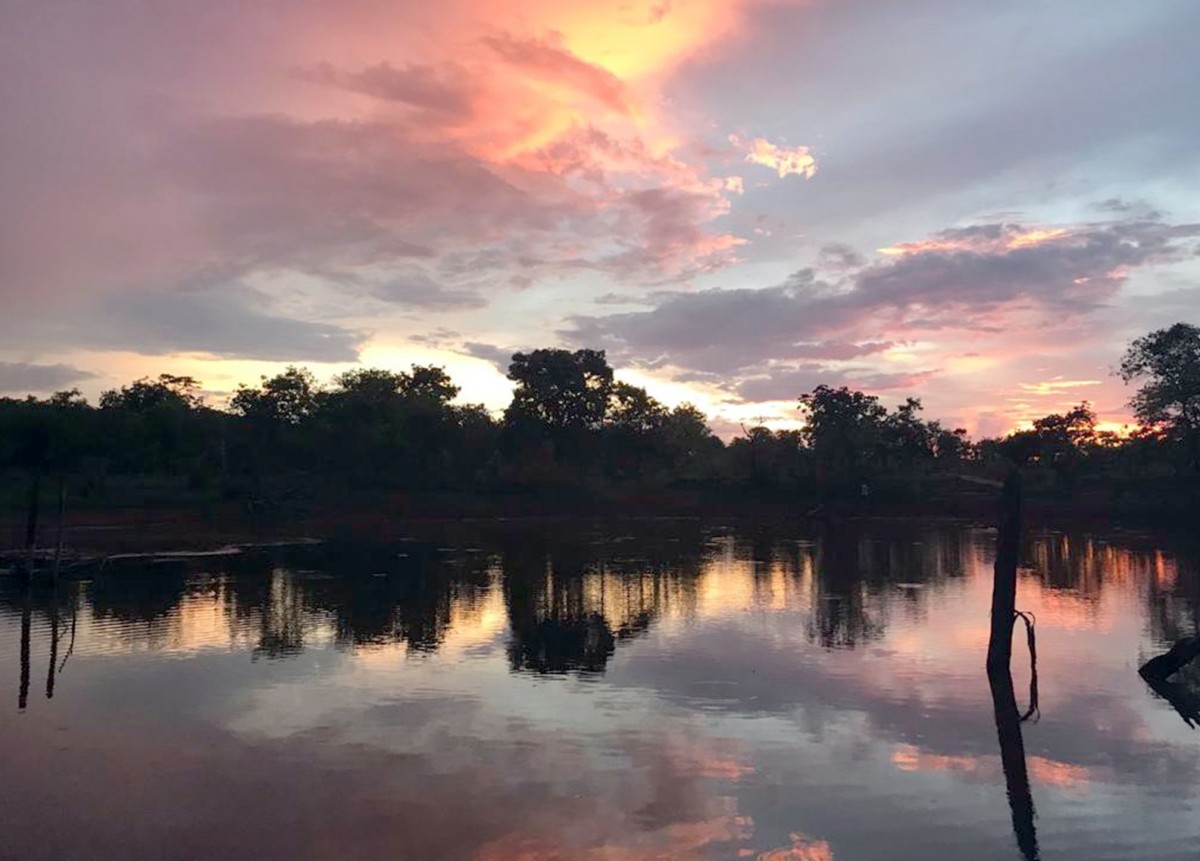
[2,0,1197,436]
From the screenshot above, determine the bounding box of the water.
[1,518,1198,860]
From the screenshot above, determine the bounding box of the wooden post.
[987,470,1021,673]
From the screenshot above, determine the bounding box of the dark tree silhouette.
[505,348,613,432]
[0,324,1197,527]
[1120,322,1200,475]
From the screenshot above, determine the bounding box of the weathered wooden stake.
[987,470,1022,673]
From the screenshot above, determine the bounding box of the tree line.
[1,323,1196,518]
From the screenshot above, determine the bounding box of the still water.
[1,519,1198,860]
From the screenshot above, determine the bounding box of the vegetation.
[1,325,1197,524]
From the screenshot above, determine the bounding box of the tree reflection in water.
[2,520,1199,861]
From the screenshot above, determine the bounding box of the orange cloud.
[891,744,1091,792]
[741,137,819,179]
[1017,379,1102,395]
[756,833,835,861]
[1028,756,1091,789]
[877,226,1071,257]
[892,744,983,776]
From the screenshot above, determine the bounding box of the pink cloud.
[0,0,779,318]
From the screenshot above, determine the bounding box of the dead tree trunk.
[984,470,1038,858]
[987,471,1021,673]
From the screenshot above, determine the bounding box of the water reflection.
[5,525,1194,673]
[1,521,1198,860]
[989,611,1042,861]
[17,585,29,709]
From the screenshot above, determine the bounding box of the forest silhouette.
[1,323,1197,530]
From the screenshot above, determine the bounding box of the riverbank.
[0,484,1180,559]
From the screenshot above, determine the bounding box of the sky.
[1,0,1198,437]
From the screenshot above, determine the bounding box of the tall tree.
[798,385,887,490]
[505,349,613,432]
[1120,323,1200,472]
[97,374,210,474]
[231,367,319,426]
[99,374,202,411]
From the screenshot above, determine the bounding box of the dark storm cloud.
[0,361,95,395]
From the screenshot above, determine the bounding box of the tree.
[99,374,202,411]
[997,403,1095,470]
[602,382,668,479]
[880,398,935,468]
[505,349,613,432]
[328,368,408,412]
[97,374,211,474]
[728,425,808,488]
[0,390,98,555]
[606,382,667,433]
[400,366,460,409]
[1031,402,1096,452]
[936,427,971,461]
[231,367,319,425]
[661,403,718,474]
[798,385,887,491]
[1120,323,1200,472]
[299,365,463,487]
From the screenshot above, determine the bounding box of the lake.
[1,518,1198,860]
